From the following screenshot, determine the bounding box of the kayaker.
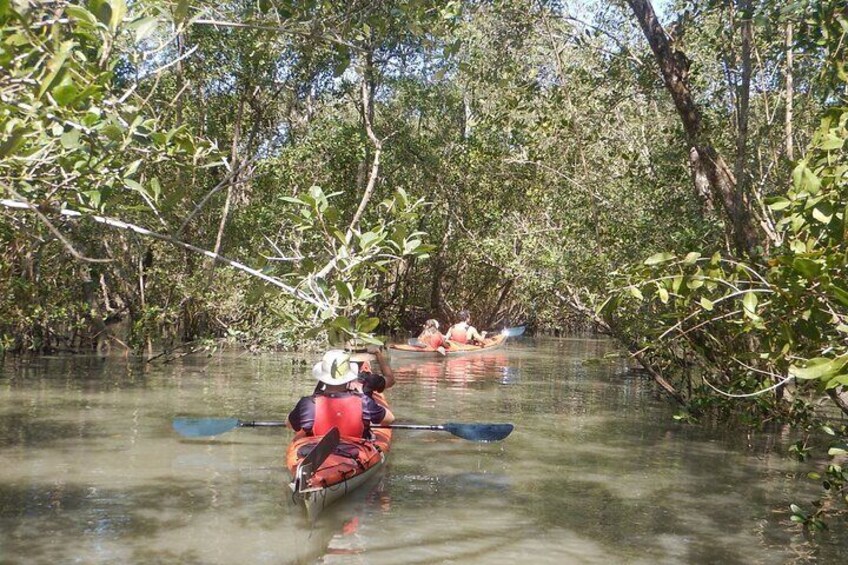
[287,349,395,438]
[417,319,447,355]
[445,310,487,345]
[350,347,395,394]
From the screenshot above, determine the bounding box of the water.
[0,338,845,564]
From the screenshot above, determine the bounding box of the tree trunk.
[785,22,794,160]
[626,0,760,257]
[734,0,752,198]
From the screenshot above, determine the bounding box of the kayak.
[286,392,392,521]
[388,333,508,357]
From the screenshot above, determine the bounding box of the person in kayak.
[349,347,395,394]
[445,310,487,345]
[417,319,447,355]
[287,349,395,438]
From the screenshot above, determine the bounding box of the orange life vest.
[449,324,468,344]
[313,394,365,438]
[420,332,444,349]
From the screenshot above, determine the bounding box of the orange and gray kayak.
[286,392,392,521]
[389,333,508,357]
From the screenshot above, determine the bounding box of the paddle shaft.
[238,422,450,432]
[239,420,287,427]
[373,423,444,431]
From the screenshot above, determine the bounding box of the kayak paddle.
[172,418,286,437]
[172,418,514,442]
[300,426,340,472]
[374,422,514,442]
[500,325,525,337]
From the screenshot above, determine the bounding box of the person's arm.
[380,406,396,425]
[444,325,454,340]
[374,349,395,389]
[364,396,395,426]
[287,397,313,432]
[468,326,484,342]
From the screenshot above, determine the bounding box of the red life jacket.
[313,394,365,438]
[449,324,468,344]
[420,333,444,349]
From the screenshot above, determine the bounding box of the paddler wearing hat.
[286,349,395,439]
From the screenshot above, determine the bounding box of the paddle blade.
[173,418,240,437]
[443,422,514,442]
[501,326,526,338]
[302,427,341,471]
[407,338,425,347]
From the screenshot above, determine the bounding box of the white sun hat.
[312,349,359,385]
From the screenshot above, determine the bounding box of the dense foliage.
[1,0,847,526]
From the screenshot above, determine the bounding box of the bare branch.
[1,198,329,310]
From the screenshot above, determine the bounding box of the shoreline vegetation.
[2,0,847,529]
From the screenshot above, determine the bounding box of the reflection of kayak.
[389,334,508,357]
[286,392,392,521]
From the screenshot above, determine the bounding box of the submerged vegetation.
[1,0,847,527]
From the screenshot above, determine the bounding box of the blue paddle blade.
[501,326,526,337]
[173,418,240,437]
[407,338,425,347]
[442,423,514,442]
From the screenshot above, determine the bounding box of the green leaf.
[825,374,848,389]
[742,292,758,317]
[38,40,74,99]
[820,133,845,150]
[124,179,150,198]
[812,205,833,224]
[699,297,714,311]
[174,0,189,22]
[150,177,161,202]
[792,258,822,278]
[828,285,848,308]
[789,355,848,381]
[52,83,79,106]
[0,128,26,158]
[644,252,674,265]
[356,316,380,333]
[657,286,669,304]
[682,252,701,265]
[828,447,848,456]
[686,277,704,290]
[331,316,351,331]
[60,128,81,149]
[334,281,353,300]
[65,5,98,25]
[766,197,792,211]
[130,16,159,41]
[628,286,643,300]
[108,0,126,31]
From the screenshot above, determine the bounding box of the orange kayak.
[286,392,391,521]
[389,333,508,357]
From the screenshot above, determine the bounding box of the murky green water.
[1,338,845,564]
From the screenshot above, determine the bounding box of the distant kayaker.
[445,310,487,345]
[287,349,395,438]
[417,319,447,355]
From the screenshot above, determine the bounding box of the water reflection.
[1,341,847,564]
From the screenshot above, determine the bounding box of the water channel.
[1,337,846,563]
